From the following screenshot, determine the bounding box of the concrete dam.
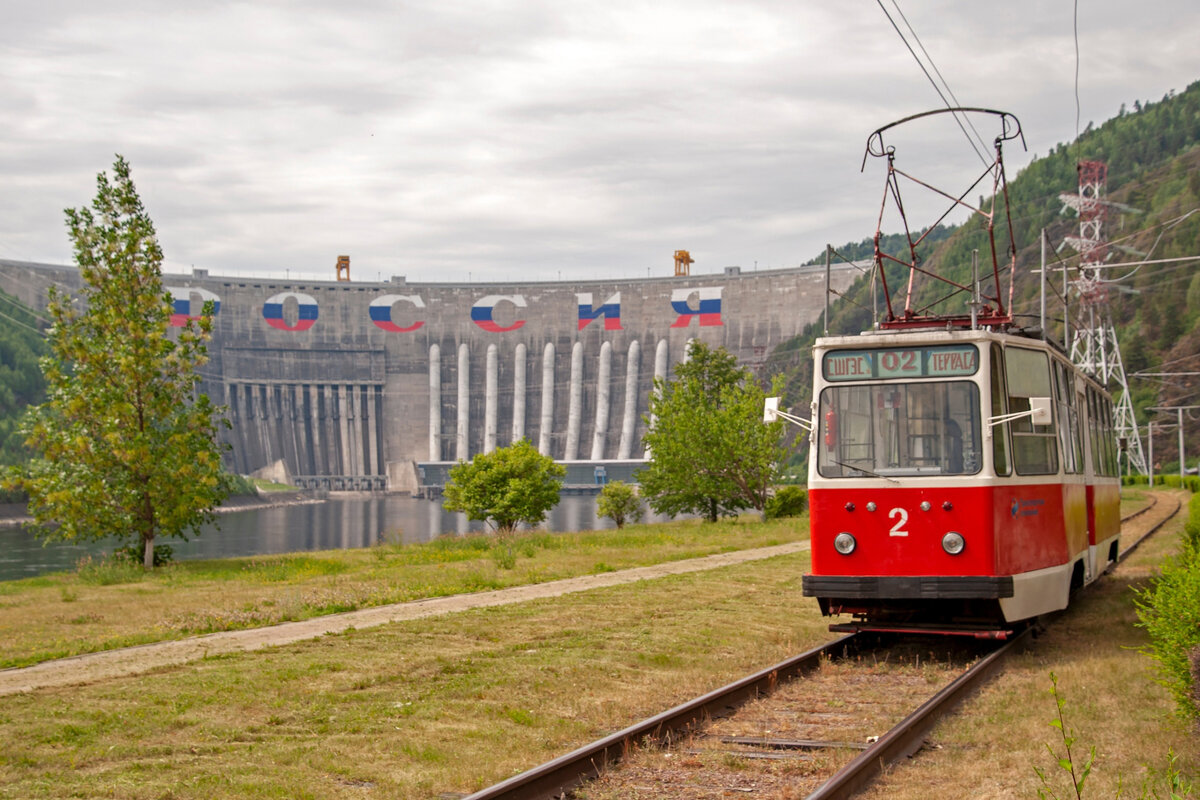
[0,259,856,492]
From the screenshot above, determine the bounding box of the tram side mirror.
[762,397,814,432]
[764,396,780,423]
[1029,396,1052,426]
[988,396,1053,429]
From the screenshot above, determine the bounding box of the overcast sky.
[2,1,1199,284]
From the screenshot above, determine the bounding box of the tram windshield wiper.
[831,459,899,484]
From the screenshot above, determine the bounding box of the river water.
[0,495,668,582]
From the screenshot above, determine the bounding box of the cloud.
[1,1,1199,280]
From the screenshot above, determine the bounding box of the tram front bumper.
[802,575,1014,600]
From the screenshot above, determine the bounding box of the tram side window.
[1088,388,1103,475]
[1102,397,1118,476]
[1087,387,1116,478]
[990,344,1011,476]
[1053,360,1081,474]
[1073,388,1086,472]
[1005,348,1058,475]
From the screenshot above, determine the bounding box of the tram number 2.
[888,507,909,537]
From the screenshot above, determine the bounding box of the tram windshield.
[817,381,982,477]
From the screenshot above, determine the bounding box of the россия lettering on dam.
[0,259,855,493]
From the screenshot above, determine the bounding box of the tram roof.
[815,326,1063,351]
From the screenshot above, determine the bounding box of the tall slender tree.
[6,156,226,567]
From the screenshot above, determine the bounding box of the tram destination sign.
[823,344,979,381]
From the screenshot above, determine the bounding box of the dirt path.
[0,541,810,696]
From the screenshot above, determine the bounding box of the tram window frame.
[990,344,1011,476]
[816,380,982,478]
[1005,347,1059,476]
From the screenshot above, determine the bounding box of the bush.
[220,472,258,497]
[1136,489,1200,720]
[443,440,565,533]
[76,554,146,585]
[1162,474,1200,492]
[1186,492,1200,552]
[113,543,175,567]
[764,486,808,520]
[596,481,644,529]
[1122,474,1200,492]
[0,484,27,504]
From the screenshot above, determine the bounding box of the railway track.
[458,493,1181,800]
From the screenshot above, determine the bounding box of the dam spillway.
[0,259,856,492]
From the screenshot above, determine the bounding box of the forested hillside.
[771,79,1200,472]
[0,290,46,472]
[801,225,956,267]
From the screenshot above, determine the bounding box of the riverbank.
[0,514,808,669]
[0,489,322,529]
[0,502,28,528]
[0,541,810,695]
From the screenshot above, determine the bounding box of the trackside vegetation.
[1136,489,1200,720]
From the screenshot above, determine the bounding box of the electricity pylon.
[1059,160,1148,474]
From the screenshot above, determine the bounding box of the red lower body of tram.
[803,480,1120,635]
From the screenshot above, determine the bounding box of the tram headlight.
[834,532,857,555]
[942,531,965,555]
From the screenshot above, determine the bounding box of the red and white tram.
[803,328,1121,636]
[799,108,1123,637]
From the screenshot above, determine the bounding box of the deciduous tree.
[443,439,565,533]
[5,156,226,568]
[596,480,644,529]
[639,342,788,522]
[638,343,787,520]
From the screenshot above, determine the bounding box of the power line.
[874,0,991,167]
[1073,0,1082,142]
[0,292,53,328]
[0,307,46,338]
[886,0,991,159]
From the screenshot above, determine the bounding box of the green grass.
[0,505,1193,799]
[251,478,300,492]
[0,514,807,669]
[0,553,827,799]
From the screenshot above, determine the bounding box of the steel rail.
[806,491,1180,800]
[463,493,1178,800]
[1120,492,1158,524]
[1118,493,1181,562]
[461,634,860,800]
[804,629,1029,799]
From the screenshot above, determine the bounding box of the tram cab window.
[1005,348,1058,475]
[817,382,981,477]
